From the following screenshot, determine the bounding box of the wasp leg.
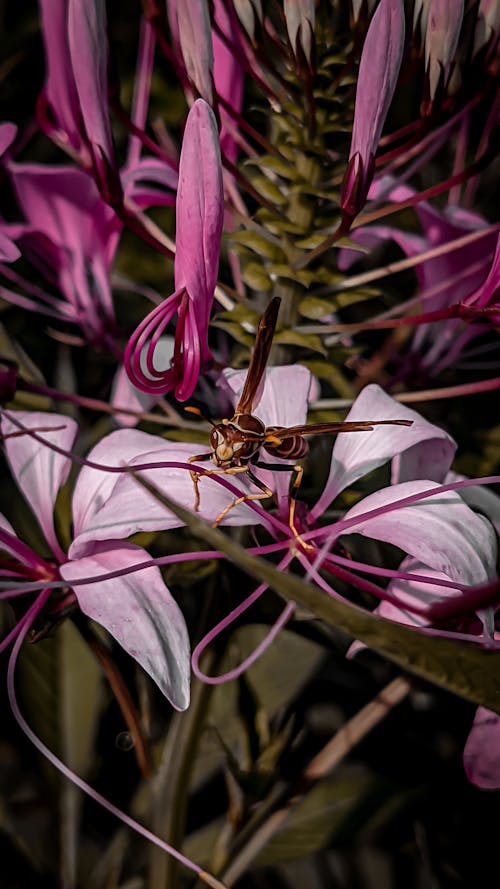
[188,453,212,512]
[213,466,272,527]
[288,464,314,551]
[252,460,313,551]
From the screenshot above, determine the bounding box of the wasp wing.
[235,297,281,415]
[264,419,413,443]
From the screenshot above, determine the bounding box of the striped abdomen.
[264,427,309,460]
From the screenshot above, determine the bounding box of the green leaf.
[130,474,500,715]
[241,262,273,292]
[302,360,355,397]
[273,330,326,355]
[245,155,299,181]
[228,229,285,262]
[255,768,382,865]
[247,175,288,205]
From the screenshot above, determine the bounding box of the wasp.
[188,297,412,543]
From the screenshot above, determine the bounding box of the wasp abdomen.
[264,428,309,460]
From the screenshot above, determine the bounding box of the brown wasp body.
[188,297,412,540]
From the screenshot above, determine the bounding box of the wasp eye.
[210,429,219,449]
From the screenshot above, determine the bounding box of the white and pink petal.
[60,542,190,710]
[1,410,78,560]
[311,385,456,520]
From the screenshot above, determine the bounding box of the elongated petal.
[175,0,214,104]
[60,542,190,709]
[1,411,78,559]
[463,707,500,789]
[311,385,455,520]
[425,0,464,102]
[67,0,116,177]
[341,480,497,585]
[461,232,500,323]
[284,0,315,66]
[375,556,461,626]
[347,555,461,657]
[72,428,172,537]
[38,0,86,155]
[69,441,259,559]
[446,472,500,536]
[174,99,223,321]
[342,0,405,212]
[213,0,245,163]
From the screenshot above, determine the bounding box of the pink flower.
[125,99,223,401]
[338,177,497,377]
[0,410,190,709]
[37,0,120,200]
[5,164,119,344]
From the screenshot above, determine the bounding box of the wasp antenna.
[185,405,216,427]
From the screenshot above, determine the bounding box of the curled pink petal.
[125,100,222,400]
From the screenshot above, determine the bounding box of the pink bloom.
[5,164,120,344]
[341,0,405,217]
[339,177,497,377]
[0,410,190,709]
[125,99,223,401]
[38,0,120,200]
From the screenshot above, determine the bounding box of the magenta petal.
[67,0,114,166]
[343,0,405,209]
[60,542,190,709]
[341,480,497,585]
[461,232,500,318]
[174,99,223,317]
[463,707,500,789]
[69,441,259,559]
[311,385,455,520]
[213,0,244,164]
[1,411,78,560]
[38,0,85,154]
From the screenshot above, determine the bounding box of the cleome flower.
[0,410,190,710]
